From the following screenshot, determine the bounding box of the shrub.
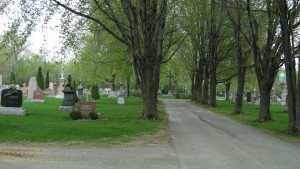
[69,111,82,120]
[88,112,98,120]
[175,93,191,99]
[36,66,44,90]
[131,89,142,97]
[91,84,100,100]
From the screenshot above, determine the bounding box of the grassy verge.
[0,95,168,146]
[193,100,300,142]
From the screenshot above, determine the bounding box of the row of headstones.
[232,87,288,106]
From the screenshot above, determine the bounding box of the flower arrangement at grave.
[8,84,17,90]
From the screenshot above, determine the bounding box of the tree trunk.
[139,63,160,120]
[193,71,200,101]
[225,81,230,100]
[246,0,281,123]
[127,74,130,97]
[209,0,217,108]
[277,0,297,133]
[257,85,272,121]
[196,64,204,103]
[210,67,217,107]
[234,64,246,115]
[202,65,209,105]
[297,47,300,129]
[191,74,197,101]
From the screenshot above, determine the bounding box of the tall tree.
[50,0,170,119]
[36,66,44,90]
[246,0,283,122]
[276,0,300,133]
[224,0,251,115]
[45,70,50,89]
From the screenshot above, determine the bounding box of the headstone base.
[59,106,74,112]
[108,91,117,98]
[0,107,26,116]
[31,99,45,103]
[55,95,64,99]
[117,97,125,104]
[26,99,44,103]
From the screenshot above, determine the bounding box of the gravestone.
[55,78,64,98]
[1,88,22,107]
[253,88,259,101]
[232,91,236,103]
[27,77,37,102]
[117,82,125,104]
[49,82,54,91]
[21,83,28,97]
[77,80,84,101]
[0,86,26,115]
[107,74,117,97]
[246,91,251,103]
[281,79,288,112]
[32,88,45,103]
[59,75,76,112]
[55,67,65,99]
[53,82,58,95]
[77,101,96,118]
[48,82,55,97]
[271,95,278,103]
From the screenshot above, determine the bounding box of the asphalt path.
[1,99,300,169]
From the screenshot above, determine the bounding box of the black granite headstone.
[246,91,251,102]
[1,89,23,107]
[62,75,76,106]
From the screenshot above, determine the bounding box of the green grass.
[195,100,300,142]
[158,95,176,99]
[0,95,167,146]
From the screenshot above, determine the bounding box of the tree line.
[1,0,300,134]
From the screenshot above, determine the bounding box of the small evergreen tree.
[45,70,50,89]
[91,84,100,100]
[10,72,16,84]
[36,66,44,90]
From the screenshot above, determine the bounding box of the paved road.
[1,99,300,169]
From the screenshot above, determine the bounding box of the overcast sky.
[0,12,63,61]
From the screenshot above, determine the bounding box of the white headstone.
[0,74,2,86]
[27,77,37,101]
[49,82,54,90]
[61,67,65,79]
[55,78,64,98]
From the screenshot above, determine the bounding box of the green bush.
[88,112,98,120]
[175,93,191,99]
[91,84,100,100]
[69,111,82,120]
[131,89,142,97]
[36,66,44,90]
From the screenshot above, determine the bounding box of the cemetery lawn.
[197,100,300,142]
[0,96,169,146]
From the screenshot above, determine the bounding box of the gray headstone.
[0,74,2,86]
[27,77,37,101]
